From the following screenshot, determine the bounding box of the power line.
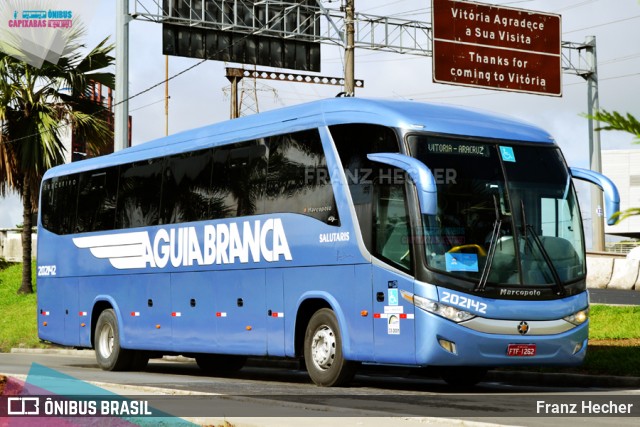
[564,14,640,34]
[388,7,431,18]
[600,52,640,66]
[1,30,259,147]
[129,98,167,113]
[599,72,640,82]
[1,58,208,146]
[553,0,599,13]
[360,0,413,14]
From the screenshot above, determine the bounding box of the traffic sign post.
[432,0,562,96]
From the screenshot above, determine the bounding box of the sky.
[1,0,639,246]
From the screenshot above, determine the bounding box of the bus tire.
[196,354,246,375]
[94,309,133,371]
[440,367,487,387]
[304,308,358,387]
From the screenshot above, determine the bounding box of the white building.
[602,149,640,240]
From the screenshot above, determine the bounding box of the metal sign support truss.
[225,66,364,118]
[132,1,595,75]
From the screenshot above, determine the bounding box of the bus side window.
[211,140,267,218]
[76,168,118,232]
[265,129,339,225]
[115,158,164,229]
[41,175,79,235]
[330,124,400,253]
[162,149,215,224]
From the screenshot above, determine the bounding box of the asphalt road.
[1,352,639,426]
[589,289,640,305]
[1,289,636,426]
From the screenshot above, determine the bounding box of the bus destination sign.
[426,142,490,157]
[432,0,562,96]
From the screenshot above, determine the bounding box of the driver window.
[374,179,412,272]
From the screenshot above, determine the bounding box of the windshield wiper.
[475,195,501,293]
[520,200,565,296]
[525,225,565,296]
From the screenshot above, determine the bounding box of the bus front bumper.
[415,309,589,367]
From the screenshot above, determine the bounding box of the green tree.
[590,109,640,222]
[0,31,114,294]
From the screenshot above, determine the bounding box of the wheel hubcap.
[98,323,114,359]
[311,325,336,371]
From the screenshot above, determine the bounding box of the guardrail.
[587,252,639,291]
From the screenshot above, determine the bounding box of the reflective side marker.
[216,312,227,317]
[373,313,414,319]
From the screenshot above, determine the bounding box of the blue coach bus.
[37,98,619,386]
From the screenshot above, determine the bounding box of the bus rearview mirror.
[367,153,437,216]
[569,167,620,226]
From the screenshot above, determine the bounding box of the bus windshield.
[408,135,586,288]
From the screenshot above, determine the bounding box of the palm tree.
[588,110,640,222]
[0,30,115,294]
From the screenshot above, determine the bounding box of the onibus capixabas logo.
[0,0,98,68]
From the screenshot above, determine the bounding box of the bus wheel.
[304,308,358,387]
[440,367,487,387]
[95,309,132,371]
[196,355,246,375]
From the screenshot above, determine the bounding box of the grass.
[566,304,640,377]
[1,262,639,377]
[589,304,640,339]
[0,261,46,352]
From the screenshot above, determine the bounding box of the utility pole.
[585,35,605,251]
[343,0,355,96]
[115,0,130,151]
[226,68,243,119]
[165,55,169,136]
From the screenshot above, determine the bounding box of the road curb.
[11,347,94,356]
[10,347,640,388]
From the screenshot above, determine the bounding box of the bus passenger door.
[372,267,415,364]
[371,181,416,364]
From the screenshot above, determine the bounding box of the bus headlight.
[563,307,589,325]
[409,293,475,323]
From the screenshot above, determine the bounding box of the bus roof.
[44,98,555,179]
